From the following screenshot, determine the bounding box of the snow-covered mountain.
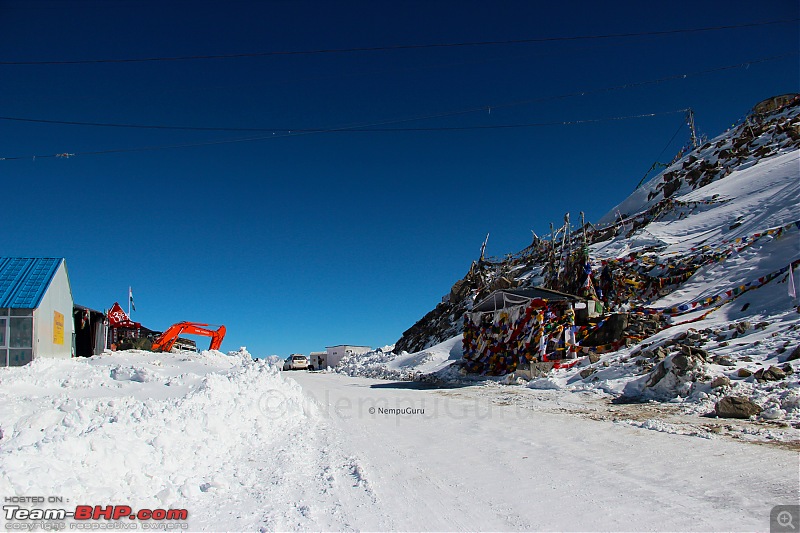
[394,96,799,358]
[328,96,799,428]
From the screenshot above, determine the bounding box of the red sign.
[108,302,140,328]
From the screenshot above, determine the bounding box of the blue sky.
[1,0,797,357]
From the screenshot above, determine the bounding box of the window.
[9,349,32,366]
[0,316,6,367]
[9,317,33,348]
[0,310,35,366]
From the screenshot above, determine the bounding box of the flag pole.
[128,286,131,317]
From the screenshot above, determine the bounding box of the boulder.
[710,376,731,389]
[588,353,601,364]
[755,366,786,382]
[787,345,800,362]
[580,367,596,379]
[671,354,694,372]
[715,396,762,419]
[645,361,668,389]
[712,355,736,367]
[737,368,753,378]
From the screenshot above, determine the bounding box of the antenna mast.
[687,108,699,150]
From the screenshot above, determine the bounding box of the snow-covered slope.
[334,336,463,380]
[396,100,800,355]
[0,349,380,530]
[374,99,800,428]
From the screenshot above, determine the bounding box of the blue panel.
[0,258,62,308]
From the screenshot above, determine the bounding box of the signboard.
[53,311,64,345]
[107,302,140,328]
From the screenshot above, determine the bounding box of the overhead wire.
[0,53,792,135]
[1,19,795,65]
[0,109,691,161]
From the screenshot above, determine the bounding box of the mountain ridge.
[395,95,800,355]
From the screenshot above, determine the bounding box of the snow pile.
[335,337,463,380]
[0,349,377,530]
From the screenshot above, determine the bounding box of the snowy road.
[288,371,799,532]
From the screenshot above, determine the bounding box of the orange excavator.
[151,322,226,352]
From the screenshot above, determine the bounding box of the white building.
[308,351,327,370]
[324,345,372,368]
[0,257,74,366]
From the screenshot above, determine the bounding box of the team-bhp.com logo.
[4,497,189,530]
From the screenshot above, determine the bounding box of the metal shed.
[471,287,582,313]
[0,257,74,366]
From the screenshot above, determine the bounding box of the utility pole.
[580,211,587,249]
[687,108,699,150]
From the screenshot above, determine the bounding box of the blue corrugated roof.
[0,257,63,308]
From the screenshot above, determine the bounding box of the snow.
[0,349,379,530]
[1,106,799,531]
[334,336,462,380]
[4,347,796,530]
[288,371,797,531]
[325,111,800,449]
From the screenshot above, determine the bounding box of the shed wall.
[34,262,74,359]
[326,345,371,367]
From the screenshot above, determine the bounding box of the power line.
[0,53,791,134]
[0,109,689,161]
[1,19,796,66]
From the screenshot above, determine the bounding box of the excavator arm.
[151,322,226,352]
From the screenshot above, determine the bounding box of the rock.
[712,355,736,367]
[580,367,595,379]
[663,178,681,198]
[758,366,787,382]
[645,361,668,388]
[782,363,794,374]
[755,321,770,330]
[718,341,729,347]
[680,345,708,360]
[740,356,753,362]
[711,376,731,389]
[671,354,693,372]
[588,353,601,364]
[737,368,753,378]
[735,321,751,335]
[715,396,762,419]
[787,345,800,361]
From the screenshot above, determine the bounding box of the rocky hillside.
[394,95,800,354]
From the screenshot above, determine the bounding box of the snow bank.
[0,348,365,530]
[335,336,463,380]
